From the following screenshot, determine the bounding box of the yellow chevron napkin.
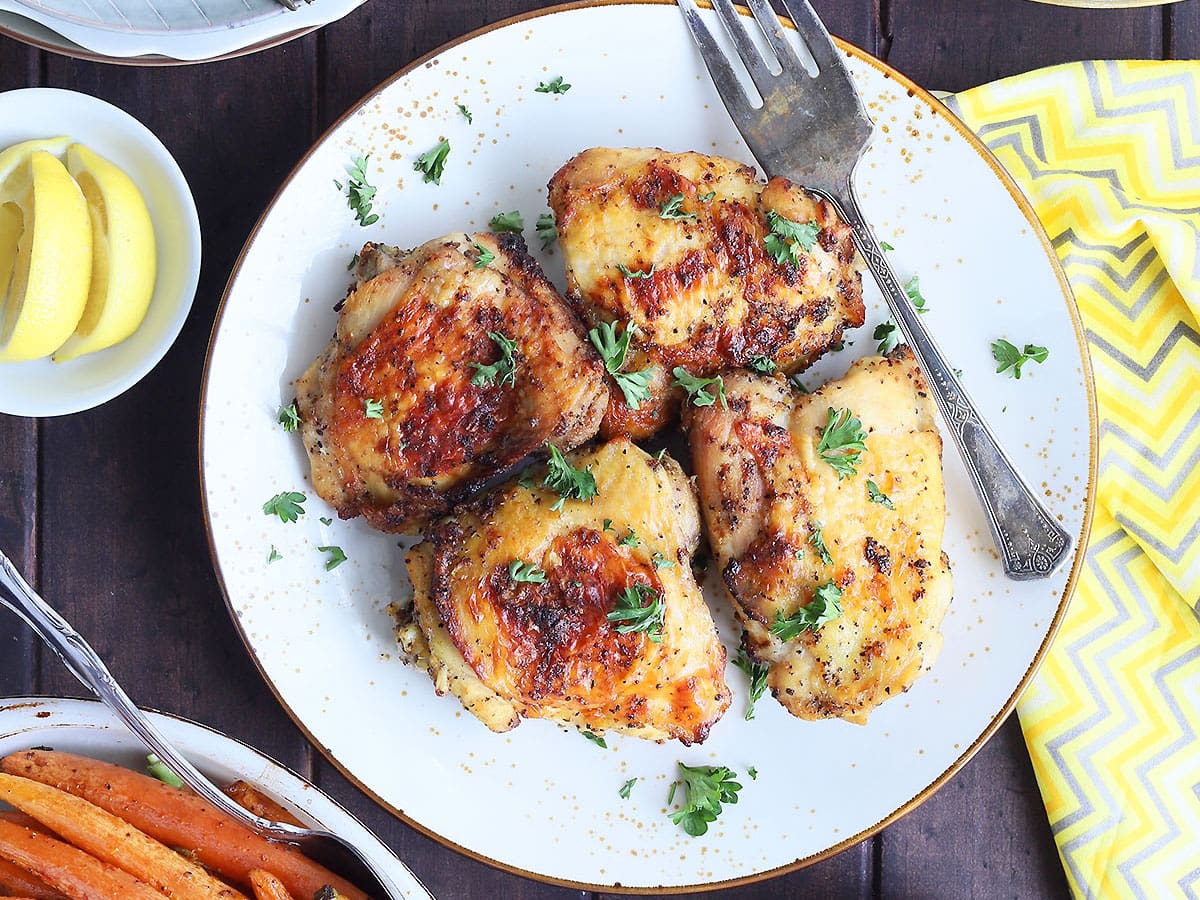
[946,61,1200,899]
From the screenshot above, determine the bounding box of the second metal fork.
[679,0,1072,580]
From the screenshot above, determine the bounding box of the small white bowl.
[0,88,201,417]
[0,697,432,899]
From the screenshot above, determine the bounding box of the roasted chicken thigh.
[685,348,952,723]
[296,233,607,534]
[400,438,731,744]
[548,147,865,439]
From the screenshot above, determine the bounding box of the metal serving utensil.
[678,0,1072,579]
[0,549,427,900]
[274,0,312,10]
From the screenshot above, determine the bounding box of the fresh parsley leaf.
[617,262,655,280]
[508,560,547,583]
[263,491,306,523]
[904,275,929,314]
[145,754,183,789]
[667,781,678,805]
[816,407,867,479]
[338,155,379,226]
[457,102,472,123]
[470,331,518,388]
[747,354,777,374]
[991,339,1049,379]
[733,648,768,721]
[669,763,742,837]
[880,241,895,251]
[787,373,809,393]
[673,367,727,409]
[472,241,495,269]
[867,480,895,509]
[587,320,655,408]
[277,403,300,432]
[954,367,964,378]
[612,367,655,409]
[764,210,820,265]
[489,210,524,233]
[414,139,450,185]
[544,443,598,511]
[606,582,665,642]
[874,321,899,354]
[364,398,384,419]
[652,552,675,570]
[535,75,571,94]
[618,529,640,548]
[320,516,333,526]
[659,193,697,221]
[536,212,557,250]
[619,778,637,799]
[267,546,282,564]
[602,519,615,532]
[318,545,347,570]
[808,520,834,566]
[583,730,606,748]
[655,448,667,463]
[698,191,716,203]
[347,252,359,271]
[747,766,758,780]
[770,582,844,640]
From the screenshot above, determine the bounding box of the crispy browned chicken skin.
[296,233,607,534]
[548,147,865,440]
[400,439,731,744]
[685,348,952,723]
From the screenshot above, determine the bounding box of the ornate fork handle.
[824,183,1072,579]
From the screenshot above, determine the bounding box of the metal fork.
[679,0,1072,579]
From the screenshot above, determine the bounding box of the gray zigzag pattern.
[1085,321,1200,381]
[1118,640,1200,885]
[1100,421,1200,503]
[1089,60,1200,171]
[1181,866,1200,899]
[1053,229,1172,321]
[1115,512,1200,579]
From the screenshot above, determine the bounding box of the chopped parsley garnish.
[489,210,524,233]
[536,212,557,249]
[874,321,900,354]
[669,763,743,837]
[698,191,716,202]
[414,139,450,185]
[904,275,929,314]
[583,730,606,748]
[652,552,675,570]
[808,520,834,566]
[747,766,758,780]
[267,546,282,564]
[588,320,655,409]
[320,516,333,526]
[787,373,809,393]
[619,778,637,799]
[673,367,727,409]
[659,193,697,221]
[277,403,300,432]
[606,582,665,642]
[363,398,384,419]
[145,754,183,789]
[508,560,547,583]
[747,354,777,374]
[472,241,495,268]
[619,529,641,548]
[335,155,379,226]
[816,407,867,479]
[655,448,667,463]
[764,210,820,266]
[867,480,895,509]
[880,240,895,251]
[617,262,655,280]
[544,443,598,511]
[457,103,472,123]
[535,75,571,94]
[470,331,518,388]
[347,252,359,271]
[318,545,347,571]
[602,519,614,532]
[770,582,844,640]
[991,339,1049,379]
[263,491,306,523]
[733,648,768,721]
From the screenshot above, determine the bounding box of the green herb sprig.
[673,367,727,409]
[334,155,379,227]
[470,332,518,388]
[816,407,867,479]
[770,582,844,640]
[763,211,820,266]
[669,763,743,837]
[414,139,450,185]
[991,339,1049,379]
[606,582,665,642]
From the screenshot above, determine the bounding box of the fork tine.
[678,0,758,119]
[708,0,779,96]
[742,0,812,77]
[774,0,840,71]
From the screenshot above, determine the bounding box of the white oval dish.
[0,696,432,899]
[201,1,1096,891]
[0,88,201,417]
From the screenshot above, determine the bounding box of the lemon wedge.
[0,136,70,195]
[53,144,157,362]
[0,150,93,362]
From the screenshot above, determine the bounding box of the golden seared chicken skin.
[400,439,732,744]
[685,348,952,724]
[296,233,608,534]
[547,147,865,440]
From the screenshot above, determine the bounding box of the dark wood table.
[2,2,1197,897]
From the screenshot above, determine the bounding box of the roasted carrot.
[0,853,69,900]
[0,817,163,900]
[1,751,368,900]
[248,869,297,900]
[224,781,306,827]
[0,772,245,900]
[0,814,52,838]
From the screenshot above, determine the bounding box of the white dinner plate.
[200,2,1096,890]
[0,697,432,899]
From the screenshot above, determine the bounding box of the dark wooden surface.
[1,1,1197,897]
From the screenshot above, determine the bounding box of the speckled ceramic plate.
[200,1,1096,891]
[0,698,432,899]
